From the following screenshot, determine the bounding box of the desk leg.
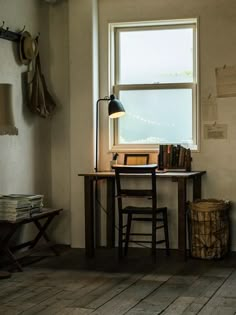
[193,175,202,200]
[177,177,187,256]
[84,176,94,258]
[106,178,115,248]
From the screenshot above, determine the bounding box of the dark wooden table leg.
[193,175,202,200]
[0,224,23,271]
[177,177,187,257]
[95,179,101,248]
[32,216,60,255]
[84,176,94,258]
[106,178,115,248]
[30,216,55,247]
[5,247,23,272]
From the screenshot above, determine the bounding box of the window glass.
[118,89,193,145]
[111,19,198,149]
[119,28,194,84]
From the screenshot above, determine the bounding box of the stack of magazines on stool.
[0,194,44,222]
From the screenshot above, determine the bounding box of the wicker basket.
[188,199,230,259]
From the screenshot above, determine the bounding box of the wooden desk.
[79,171,206,258]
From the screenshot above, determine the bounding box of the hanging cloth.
[28,53,56,118]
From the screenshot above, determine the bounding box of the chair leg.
[152,212,157,260]
[124,214,132,256]
[118,211,123,259]
[163,209,170,256]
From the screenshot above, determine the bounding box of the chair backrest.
[124,154,149,165]
[114,164,158,210]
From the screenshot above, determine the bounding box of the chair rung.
[156,240,166,244]
[132,218,164,222]
[122,226,165,235]
[126,240,166,244]
[127,232,152,236]
[127,240,152,244]
[156,225,165,229]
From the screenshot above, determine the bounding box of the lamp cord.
[95,196,150,249]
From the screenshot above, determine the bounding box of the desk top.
[79,170,206,179]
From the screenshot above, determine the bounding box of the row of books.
[158,145,192,171]
[0,194,44,222]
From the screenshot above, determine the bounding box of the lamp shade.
[0,84,18,135]
[108,94,125,118]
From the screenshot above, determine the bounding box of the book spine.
[158,145,164,170]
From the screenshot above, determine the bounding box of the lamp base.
[0,271,11,279]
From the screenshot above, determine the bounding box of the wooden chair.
[114,164,169,260]
[124,153,149,165]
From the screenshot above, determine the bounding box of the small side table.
[0,208,63,271]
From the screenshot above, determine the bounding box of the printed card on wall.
[204,124,228,140]
[215,65,236,98]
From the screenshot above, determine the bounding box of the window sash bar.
[114,83,195,93]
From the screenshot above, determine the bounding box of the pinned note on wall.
[215,65,236,98]
[204,123,228,140]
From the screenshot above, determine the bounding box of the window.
[109,19,198,151]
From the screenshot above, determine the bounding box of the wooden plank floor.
[0,247,236,314]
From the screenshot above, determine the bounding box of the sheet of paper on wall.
[201,94,218,121]
[204,123,228,140]
[215,65,236,98]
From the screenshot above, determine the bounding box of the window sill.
[110,144,199,153]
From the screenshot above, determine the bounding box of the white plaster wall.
[0,0,51,196]
[47,1,71,244]
[97,0,236,249]
[69,0,99,248]
[0,0,67,243]
[4,0,235,249]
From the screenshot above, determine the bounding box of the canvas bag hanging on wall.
[28,53,56,118]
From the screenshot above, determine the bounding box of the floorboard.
[0,247,236,315]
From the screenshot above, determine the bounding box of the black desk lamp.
[95,94,125,172]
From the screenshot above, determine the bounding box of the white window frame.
[108,18,199,152]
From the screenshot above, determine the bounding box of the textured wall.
[0,0,64,242]
[3,0,235,249]
[69,0,99,248]
[48,1,70,244]
[0,1,52,200]
[0,0,51,197]
[97,0,236,249]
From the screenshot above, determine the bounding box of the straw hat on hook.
[18,31,39,65]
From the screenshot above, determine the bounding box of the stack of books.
[0,194,44,222]
[158,144,192,171]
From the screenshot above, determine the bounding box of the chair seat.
[123,206,167,215]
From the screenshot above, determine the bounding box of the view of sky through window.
[118,89,193,144]
[116,25,195,146]
[119,28,193,84]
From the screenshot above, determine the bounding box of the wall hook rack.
[0,21,24,42]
